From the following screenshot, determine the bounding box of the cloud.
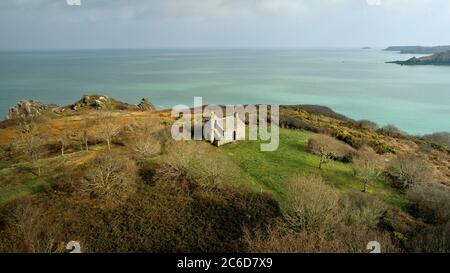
[366,0,382,6]
[1,0,450,49]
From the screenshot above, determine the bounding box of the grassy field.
[0,127,407,208]
[222,128,407,207]
[0,150,92,204]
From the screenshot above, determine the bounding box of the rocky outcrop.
[6,100,53,120]
[387,51,450,66]
[5,95,156,122]
[137,98,156,111]
[69,94,139,111]
[71,95,111,111]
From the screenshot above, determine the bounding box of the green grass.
[0,129,406,208]
[222,128,407,207]
[0,154,75,204]
[0,169,60,204]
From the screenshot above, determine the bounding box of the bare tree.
[125,118,162,160]
[98,113,121,151]
[9,202,61,253]
[352,148,383,193]
[57,123,71,156]
[386,154,433,190]
[318,147,334,170]
[283,174,341,232]
[74,118,93,152]
[14,118,45,176]
[307,135,354,169]
[81,153,137,205]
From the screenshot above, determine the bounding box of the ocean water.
[0,48,449,135]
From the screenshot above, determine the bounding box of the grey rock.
[137,98,156,111]
[6,100,51,120]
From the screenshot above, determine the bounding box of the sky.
[1,0,450,49]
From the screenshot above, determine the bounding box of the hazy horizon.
[1,0,450,50]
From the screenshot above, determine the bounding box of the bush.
[406,222,450,253]
[0,200,64,253]
[156,142,236,192]
[307,135,355,162]
[341,191,386,228]
[279,116,320,132]
[352,147,383,193]
[138,162,158,186]
[0,174,281,253]
[245,216,399,253]
[80,153,138,206]
[283,174,342,232]
[335,129,365,149]
[407,182,450,224]
[372,141,394,155]
[385,155,434,190]
[244,223,348,253]
[355,120,379,131]
[377,124,405,138]
[124,119,163,160]
[422,132,450,150]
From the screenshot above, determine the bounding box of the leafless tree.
[74,118,93,152]
[98,113,121,151]
[318,147,334,170]
[307,135,354,169]
[386,154,433,190]
[14,118,45,176]
[7,201,62,253]
[283,174,341,232]
[58,123,71,156]
[352,148,383,193]
[81,153,137,205]
[125,118,162,160]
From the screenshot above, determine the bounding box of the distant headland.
[387,51,450,66]
[386,45,450,66]
[384,45,450,54]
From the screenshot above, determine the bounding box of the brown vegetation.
[307,135,355,170]
[385,154,434,190]
[352,147,384,193]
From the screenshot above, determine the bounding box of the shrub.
[245,219,400,253]
[279,116,320,132]
[352,147,383,193]
[98,113,121,151]
[372,141,394,155]
[406,222,450,253]
[385,154,433,190]
[341,191,386,228]
[335,129,365,149]
[283,174,342,232]
[138,162,158,186]
[244,223,348,253]
[156,142,237,192]
[80,153,138,206]
[355,120,379,131]
[0,200,64,253]
[307,134,355,163]
[422,132,450,150]
[377,124,405,138]
[124,119,163,160]
[407,182,450,224]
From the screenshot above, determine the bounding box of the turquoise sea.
[0,48,449,135]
